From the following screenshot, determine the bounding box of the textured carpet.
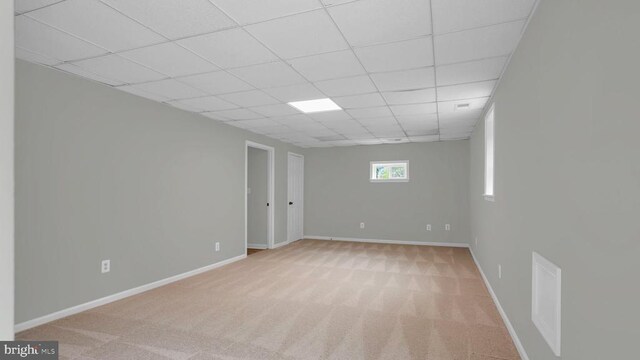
[17,239,520,360]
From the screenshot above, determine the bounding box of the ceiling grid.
[14,0,537,147]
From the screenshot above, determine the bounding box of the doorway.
[287,152,304,244]
[245,141,274,255]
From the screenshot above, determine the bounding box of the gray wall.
[15,60,303,324]
[304,141,470,244]
[469,0,640,359]
[0,0,15,340]
[247,147,268,247]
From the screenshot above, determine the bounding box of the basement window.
[370,161,409,182]
[484,104,495,200]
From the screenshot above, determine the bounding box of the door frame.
[287,152,304,244]
[245,141,275,253]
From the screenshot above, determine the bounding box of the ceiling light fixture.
[288,98,342,113]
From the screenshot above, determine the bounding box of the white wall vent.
[532,252,562,356]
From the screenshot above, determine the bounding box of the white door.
[287,153,304,243]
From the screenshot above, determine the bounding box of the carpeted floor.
[17,239,520,360]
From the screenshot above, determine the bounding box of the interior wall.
[247,147,268,247]
[469,0,640,359]
[0,0,15,341]
[15,60,304,324]
[304,141,470,244]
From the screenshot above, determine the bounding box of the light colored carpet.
[17,239,520,360]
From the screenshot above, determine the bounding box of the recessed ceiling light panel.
[288,98,342,113]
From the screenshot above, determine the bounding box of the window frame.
[370,160,410,183]
[484,104,495,201]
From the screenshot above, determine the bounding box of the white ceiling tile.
[263,83,325,103]
[307,110,353,122]
[347,106,392,119]
[440,133,471,140]
[437,80,496,101]
[436,56,508,86]
[115,85,170,102]
[328,0,431,46]
[288,50,366,82]
[343,133,375,140]
[177,71,253,95]
[211,0,322,25]
[102,0,236,39]
[252,125,295,135]
[390,103,437,116]
[440,118,478,135]
[271,114,315,126]
[15,46,61,66]
[166,101,201,113]
[229,61,307,88]
[333,93,386,109]
[370,68,435,91]
[309,130,344,138]
[288,121,328,131]
[438,109,482,122]
[55,63,123,86]
[382,88,436,105]
[367,125,405,137]
[440,125,474,134]
[314,75,377,97]
[326,121,367,131]
[396,114,439,128]
[72,54,166,84]
[230,119,281,129]
[434,20,525,65]
[409,135,439,142]
[173,96,238,112]
[178,28,277,69]
[439,112,481,130]
[131,79,207,100]
[204,108,264,121]
[406,128,439,136]
[28,0,164,52]
[354,37,433,73]
[320,0,353,5]
[437,97,488,114]
[357,117,398,127]
[15,0,63,14]
[120,43,219,77]
[245,10,348,59]
[249,104,299,117]
[432,0,535,34]
[218,90,279,107]
[15,15,107,61]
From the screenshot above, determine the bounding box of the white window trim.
[484,104,495,201]
[370,160,410,183]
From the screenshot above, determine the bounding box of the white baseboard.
[271,240,291,249]
[14,253,247,333]
[247,243,268,249]
[469,249,529,360]
[304,235,469,248]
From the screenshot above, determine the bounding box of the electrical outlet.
[445,224,451,231]
[360,222,365,229]
[215,242,220,252]
[101,260,110,274]
[498,264,502,279]
[426,224,431,231]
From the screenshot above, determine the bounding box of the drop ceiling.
[15,0,537,148]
